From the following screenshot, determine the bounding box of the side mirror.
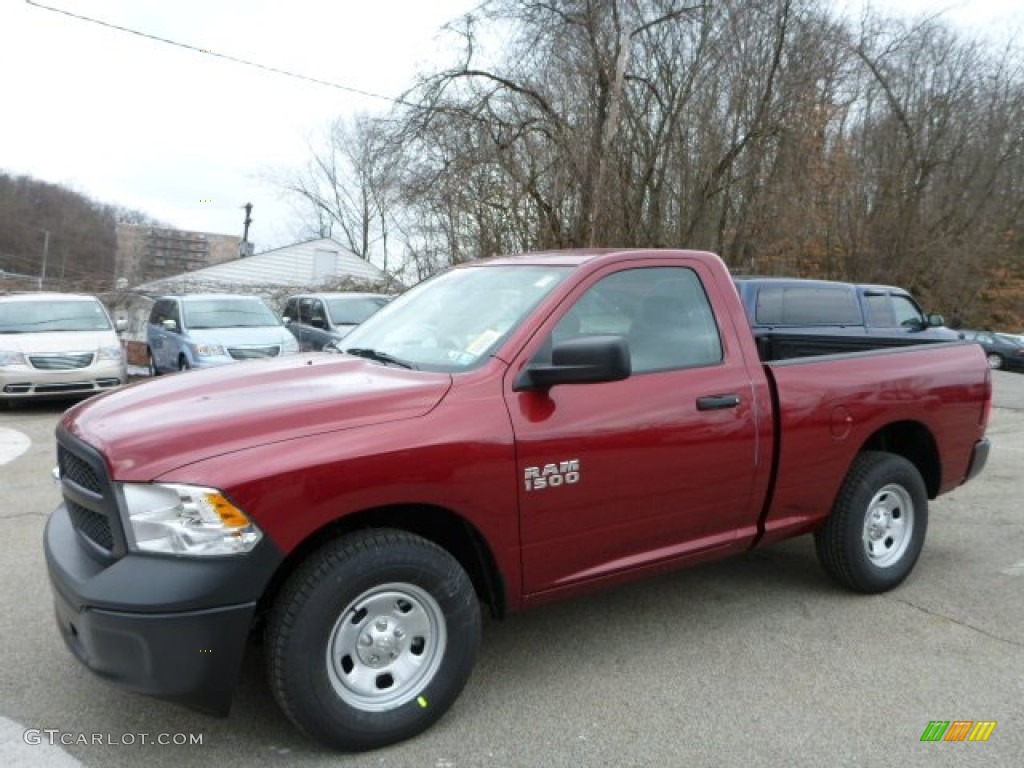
[514,335,631,391]
[283,316,292,326]
[161,318,178,332]
[311,317,326,329]
[927,313,945,328]
[115,317,128,333]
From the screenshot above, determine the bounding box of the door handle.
[696,393,741,411]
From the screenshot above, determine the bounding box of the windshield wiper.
[344,347,416,370]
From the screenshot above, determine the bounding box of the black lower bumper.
[965,436,991,484]
[45,503,282,715]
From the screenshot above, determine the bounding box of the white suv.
[0,293,126,407]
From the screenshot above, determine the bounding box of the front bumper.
[44,502,282,715]
[1,359,125,400]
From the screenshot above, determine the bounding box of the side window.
[167,301,182,331]
[538,267,723,374]
[311,300,327,327]
[149,300,168,325]
[298,298,315,324]
[757,285,860,325]
[890,295,926,328]
[864,295,895,327]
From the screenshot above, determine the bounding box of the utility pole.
[38,229,50,290]
[240,203,253,257]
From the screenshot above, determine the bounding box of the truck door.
[506,261,765,596]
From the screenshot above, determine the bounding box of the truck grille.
[30,352,95,370]
[56,430,124,561]
[227,345,280,360]
[58,448,102,493]
[67,499,114,550]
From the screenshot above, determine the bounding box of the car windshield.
[342,264,572,372]
[183,298,280,329]
[326,296,388,325]
[0,299,111,333]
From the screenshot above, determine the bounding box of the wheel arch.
[257,504,507,624]
[859,420,940,498]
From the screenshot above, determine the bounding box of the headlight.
[0,350,28,367]
[120,483,263,556]
[97,345,123,361]
[192,343,226,357]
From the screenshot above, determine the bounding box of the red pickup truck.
[45,249,991,751]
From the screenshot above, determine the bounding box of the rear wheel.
[986,353,1003,369]
[266,530,480,751]
[814,451,928,593]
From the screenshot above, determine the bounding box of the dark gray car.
[282,293,389,351]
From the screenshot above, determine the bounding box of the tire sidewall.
[270,532,480,751]
[840,454,928,592]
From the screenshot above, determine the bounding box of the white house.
[133,237,387,293]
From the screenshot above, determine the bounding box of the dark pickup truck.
[45,249,991,751]
[733,276,961,360]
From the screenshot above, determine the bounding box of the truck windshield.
[184,298,280,329]
[0,299,111,333]
[342,264,572,372]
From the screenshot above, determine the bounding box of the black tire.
[147,348,160,376]
[265,529,481,751]
[178,355,190,372]
[814,451,928,594]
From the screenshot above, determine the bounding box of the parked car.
[282,292,390,351]
[732,277,960,360]
[961,330,1024,372]
[0,292,126,407]
[146,294,299,374]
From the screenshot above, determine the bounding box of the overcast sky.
[1,0,1020,253]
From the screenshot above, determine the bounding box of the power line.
[25,0,420,108]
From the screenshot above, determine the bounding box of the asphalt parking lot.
[1,372,1022,767]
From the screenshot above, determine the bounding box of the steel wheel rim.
[326,583,446,712]
[987,354,1002,369]
[862,483,914,568]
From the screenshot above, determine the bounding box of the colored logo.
[920,721,996,742]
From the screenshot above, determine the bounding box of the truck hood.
[62,354,452,481]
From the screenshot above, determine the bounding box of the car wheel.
[266,529,481,751]
[814,451,928,594]
[147,348,160,376]
[986,353,1003,369]
[178,355,191,372]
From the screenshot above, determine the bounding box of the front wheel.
[265,530,481,751]
[814,451,928,593]
[178,354,191,372]
[147,348,160,376]
[987,353,1003,369]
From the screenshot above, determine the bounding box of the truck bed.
[755,342,990,547]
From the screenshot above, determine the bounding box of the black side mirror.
[515,335,631,391]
